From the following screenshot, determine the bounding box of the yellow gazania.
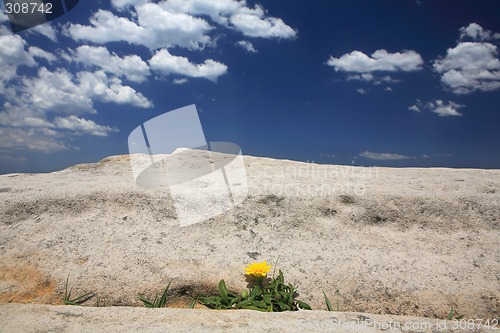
[244,261,272,277]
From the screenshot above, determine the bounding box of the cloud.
[161,0,244,25]
[173,78,189,85]
[21,68,95,115]
[67,1,296,51]
[66,8,213,51]
[429,100,464,117]
[54,115,117,136]
[0,127,69,152]
[1,0,296,154]
[164,0,296,38]
[77,70,153,108]
[29,24,58,41]
[0,11,8,23]
[149,49,227,82]
[72,45,150,83]
[230,9,296,39]
[408,104,421,113]
[28,46,57,63]
[347,73,400,86]
[433,41,500,94]
[0,155,27,162]
[327,49,423,73]
[236,40,257,53]
[111,0,148,9]
[408,99,464,117]
[459,23,500,41]
[356,88,369,95]
[433,24,500,94]
[0,67,151,151]
[0,34,36,83]
[359,151,413,160]
[347,73,374,81]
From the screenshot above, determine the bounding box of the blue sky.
[1,0,500,174]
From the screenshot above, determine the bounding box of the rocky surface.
[0,153,499,328]
[1,304,496,333]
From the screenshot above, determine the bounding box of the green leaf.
[218,280,229,305]
[234,299,254,308]
[296,300,312,310]
[250,286,262,298]
[138,296,155,308]
[323,291,333,311]
[251,300,266,309]
[278,270,285,284]
[189,294,199,309]
[157,282,171,308]
[447,307,454,320]
[63,275,96,306]
[198,296,220,307]
[243,306,268,312]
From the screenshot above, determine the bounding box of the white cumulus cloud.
[0,67,151,151]
[54,115,117,137]
[28,46,57,63]
[68,1,296,51]
[433,41,500,94]
[459,22,500,41]
[173,78,189,85]
[0,34,36,83]
[408,99,464,117]
[77,70,152,108]
[67,7,212,51]
[327,49,423,73]
[161,0,244,25]
[29,24,58,41]
[111,0,148,9]
[72,45,150,83]
[236,40,257,53]
[230,10,296,39]
[149,49,228,82]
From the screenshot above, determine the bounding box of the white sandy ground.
[0,153,499,331]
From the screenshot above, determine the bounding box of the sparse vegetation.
[138,282,171,308]
[447,306,465,320]
[198,261,311,312]
[63,275,96,306]
[323,291,340,311]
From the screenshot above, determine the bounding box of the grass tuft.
[63,275,96,306]
[138,281,171,308]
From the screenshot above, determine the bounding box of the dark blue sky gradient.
[1,0,499,173]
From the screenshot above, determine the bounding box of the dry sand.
[0,153,498,330]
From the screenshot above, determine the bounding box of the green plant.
[198,261,311,312]
[63,275,96,306]
[447,306,465,320]
[138,281,171,308]
[323,291,340,311]
[189,294,199,309]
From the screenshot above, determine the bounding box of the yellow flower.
[244,261,272,277]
